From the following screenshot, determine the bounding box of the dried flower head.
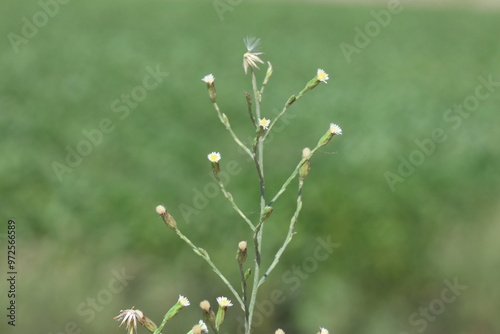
[198,320,209,333]
[216,296,233,308]
[302,147,311,159]
[238,241,247,252]
[192,325,202,334]
[258,118,270,130]
[178,295,190,307]
[113,308,144,334]
[200,300,211,312]
[319,327,329,334]
[275,329,285,334]
[244,36,261,52]
[317,69,329,83]
[243,36,264,74]
[329,123,342,135]
[207,152,221,163]
[156,205,166,215]
[202,74,215,85]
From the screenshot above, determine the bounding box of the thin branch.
[211,101,253,159]
[215,176,255,231]
[259,179,304,286]
[173,228,245,309]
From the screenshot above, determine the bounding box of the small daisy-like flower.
[243,36,264,74]
[317,69,329,83]
[319,327,329,334]
[198,320,209,333]
[216,296,233,308]
[113,308,144,334]
[207,152,221,163]
[329,123,342,135]
[156,205,166,215]
[202,74,215,85]
[258,118,270,129]
[178,295,190,307]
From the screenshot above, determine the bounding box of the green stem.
[239,262,249,334]
[259,178,304,286]
[245,91,257,128]
[215,176,255,231]
[246,68,267,334]
[212,101,253,159]
[173,228,245,309]
[267,146,316,206]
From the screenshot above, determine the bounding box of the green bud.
[215,306,226,330]
[261,206,273,222]
[244,268,252,281]
[262,61,273,86]
[285,95,296,107]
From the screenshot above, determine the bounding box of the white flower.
[202,74,215,85]
[207,152,221,163]
[258,118,270,129]
[317,69,329,83]
[178,295,190,307]
[155,205,166,215]
[329,123,342,135]
[113,308,144,334]
[198,320,209,333]
[216,296,233,308]
[319,327,329,334]
[243,36,264,74]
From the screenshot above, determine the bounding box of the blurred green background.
[1,0,500,333]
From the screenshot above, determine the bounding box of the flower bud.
[237,241,247,265]
[156,205,177,230]
[299,147,311,180]
[262,61,273,86]
[200,301,216,332]
[298,69,330,97]
[317,123,342,147]
[207,152,221,178]
[285,95,296,107]
[192,325,202,334]
[261,205,273,222]
[202,74,216,103]
[215,297,233,330]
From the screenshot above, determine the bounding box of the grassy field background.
[1,1,500,334]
